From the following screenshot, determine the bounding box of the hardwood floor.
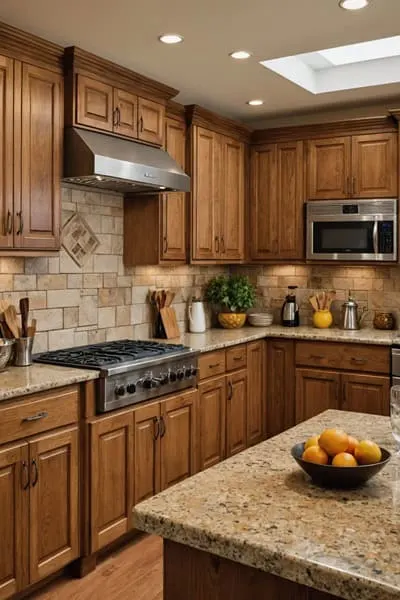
[30,535,163,600]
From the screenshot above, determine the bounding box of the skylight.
[260,36,400,95]
[318,36,400,66]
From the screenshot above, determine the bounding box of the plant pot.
[218,313,247,329]
[312,309,333,329]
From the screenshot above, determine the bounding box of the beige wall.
[0,187,225,352]
[234,264,400,328]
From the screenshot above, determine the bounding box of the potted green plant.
[205,275,256,329]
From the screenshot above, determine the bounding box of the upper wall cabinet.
[250,141,304,261]
[0,24,63,254]
[187,106,249,263]
[64,48,176,148]
[307,132,398,200]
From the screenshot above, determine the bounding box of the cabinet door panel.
[133,403,161,505]
[277,141,304,259]
[18,63,62,249]
[90,413,133,552]
[296,368,340,424]
[226,370,247,458]
[162,118,187,261]
[0,55,13,249]
[266,340,295,438]
[138,97,165,146]
[113,88,137,138]
[76,74,113,131]
[342,373,390,416]
[0,442,28,599]
[192,127,220,260]
[307,137,351,200]
[250,145,278,259]
[29,426,79,582]
[247,340,266,446]
[198,376,226,470]
[352,133,398,198]
[220,137,245,261]
[161,390,198,490]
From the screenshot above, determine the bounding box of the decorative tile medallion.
[62,213,100,267]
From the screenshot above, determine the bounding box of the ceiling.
[1,0,400,125]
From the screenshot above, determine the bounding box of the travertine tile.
[37,274,67,290]
[98,307,116,328]
[116,305,130,326]
[27,291,47,310]
[25,257,49,274]
[0,274,14,290]
[78,295,98,326]
[33,309,63,332]
[47,289,80,308]
[14,275,36,291]
[93,254,119,273]
[64,307,79,329]
[83,274,103,289]
[67,274,83,289]
[48,328,75,350]
[106,326,134,341]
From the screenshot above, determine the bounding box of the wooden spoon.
[19,297,29,338]
[4,305,20,339]
[27,318,37,338]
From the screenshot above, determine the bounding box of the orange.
[302,445,329,465]
[318,429,349,457]
[354,440,382,465]
[346,435,360,455]
[304,435,320,450]
[332,452,358,467]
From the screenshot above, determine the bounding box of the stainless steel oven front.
[306,198,397,262]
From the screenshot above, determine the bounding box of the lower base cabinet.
[341,372,390,416]
[198,376,226,471]
[226,369,247,458]
[266,340,296,438]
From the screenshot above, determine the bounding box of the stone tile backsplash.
[0,186,226,352]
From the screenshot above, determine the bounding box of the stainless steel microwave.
[306,199,397,262]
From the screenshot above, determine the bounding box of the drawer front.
[295,342,390,374]
[198,351,226,380]
[0,386,79,445]
[226,344,247,372]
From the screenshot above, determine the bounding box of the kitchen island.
[134,410,400,600]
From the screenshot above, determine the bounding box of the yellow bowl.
[218,313,247,329]
[313,310,333,329]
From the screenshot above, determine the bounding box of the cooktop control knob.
[184,367,193,379]
[190,365,198,377]
[160,373,169,385]
[127,383,136,394]
[115,385,126,396]
[177,369,184,381]
[169,370,177,382]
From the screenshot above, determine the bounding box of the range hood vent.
[63,127,190,194]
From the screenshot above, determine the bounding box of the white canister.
[188,299,206,333]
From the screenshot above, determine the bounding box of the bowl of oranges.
[291,428,391,488]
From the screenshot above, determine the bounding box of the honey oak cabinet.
[123,113,187,265]
[307,133,398,200]
[133,403,160,505]
[89,412,133,553]
[250,141,304,261]
[198,376,227,471]
[191,126,245,262]
[226,369,247,457]
[341,373,390,416]
[296,369,340,423]
[76,74,165,146]
[266,340,296,438]
[0,54,62,252]
[246,340,266,446]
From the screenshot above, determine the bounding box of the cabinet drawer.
[295,342,390,374]
[226,345,247,371]
[0,386,79,445]
[198,351,226,380]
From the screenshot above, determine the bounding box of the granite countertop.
[0,363,99,402]
[134,410,400,600]
[171,325,398,352]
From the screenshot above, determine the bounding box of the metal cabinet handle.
[16,211,23,235]
[233,355,244,362]
[22,461,30,490]
[160,416,166,438]
[228,380,233,400]
[372,221,379,255]
[309,354,323,361]
[221,236,225,254]
[6,210,12,234]
[208,363,220,369]
[153,416,160,441]
[342,382,347,406]
[113,108,118,127]
[163,236,168,254]
[140,116,144,132]
[31,459,38,487]
[215,236,220,253]
[22,411,48,423]
[117,107,121,126]
[350,357,367,365]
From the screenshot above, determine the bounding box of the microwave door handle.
[373,221,379,254]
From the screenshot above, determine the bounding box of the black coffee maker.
[281,285,300,327]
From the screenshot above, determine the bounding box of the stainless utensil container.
[14,337,34,367]
[0,339,15,370]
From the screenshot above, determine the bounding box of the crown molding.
[64,46,179,102]
[0,21,63,70]
[166,100,186,121]
[251,115,397,144]
[186,105,252,142]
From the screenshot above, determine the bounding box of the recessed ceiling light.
[230,50,252,60]
[159,34,184,45]
[247,99,264,106]
[339,0,369,10]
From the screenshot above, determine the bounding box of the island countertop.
[0,363,99,402]
[134,410,400,600]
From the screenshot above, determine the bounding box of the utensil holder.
[14,336,34,367]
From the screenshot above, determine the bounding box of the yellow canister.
[313,309,333,329]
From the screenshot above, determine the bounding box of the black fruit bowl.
[291,442,391,489]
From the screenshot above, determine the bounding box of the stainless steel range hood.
[63,127,190,194]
